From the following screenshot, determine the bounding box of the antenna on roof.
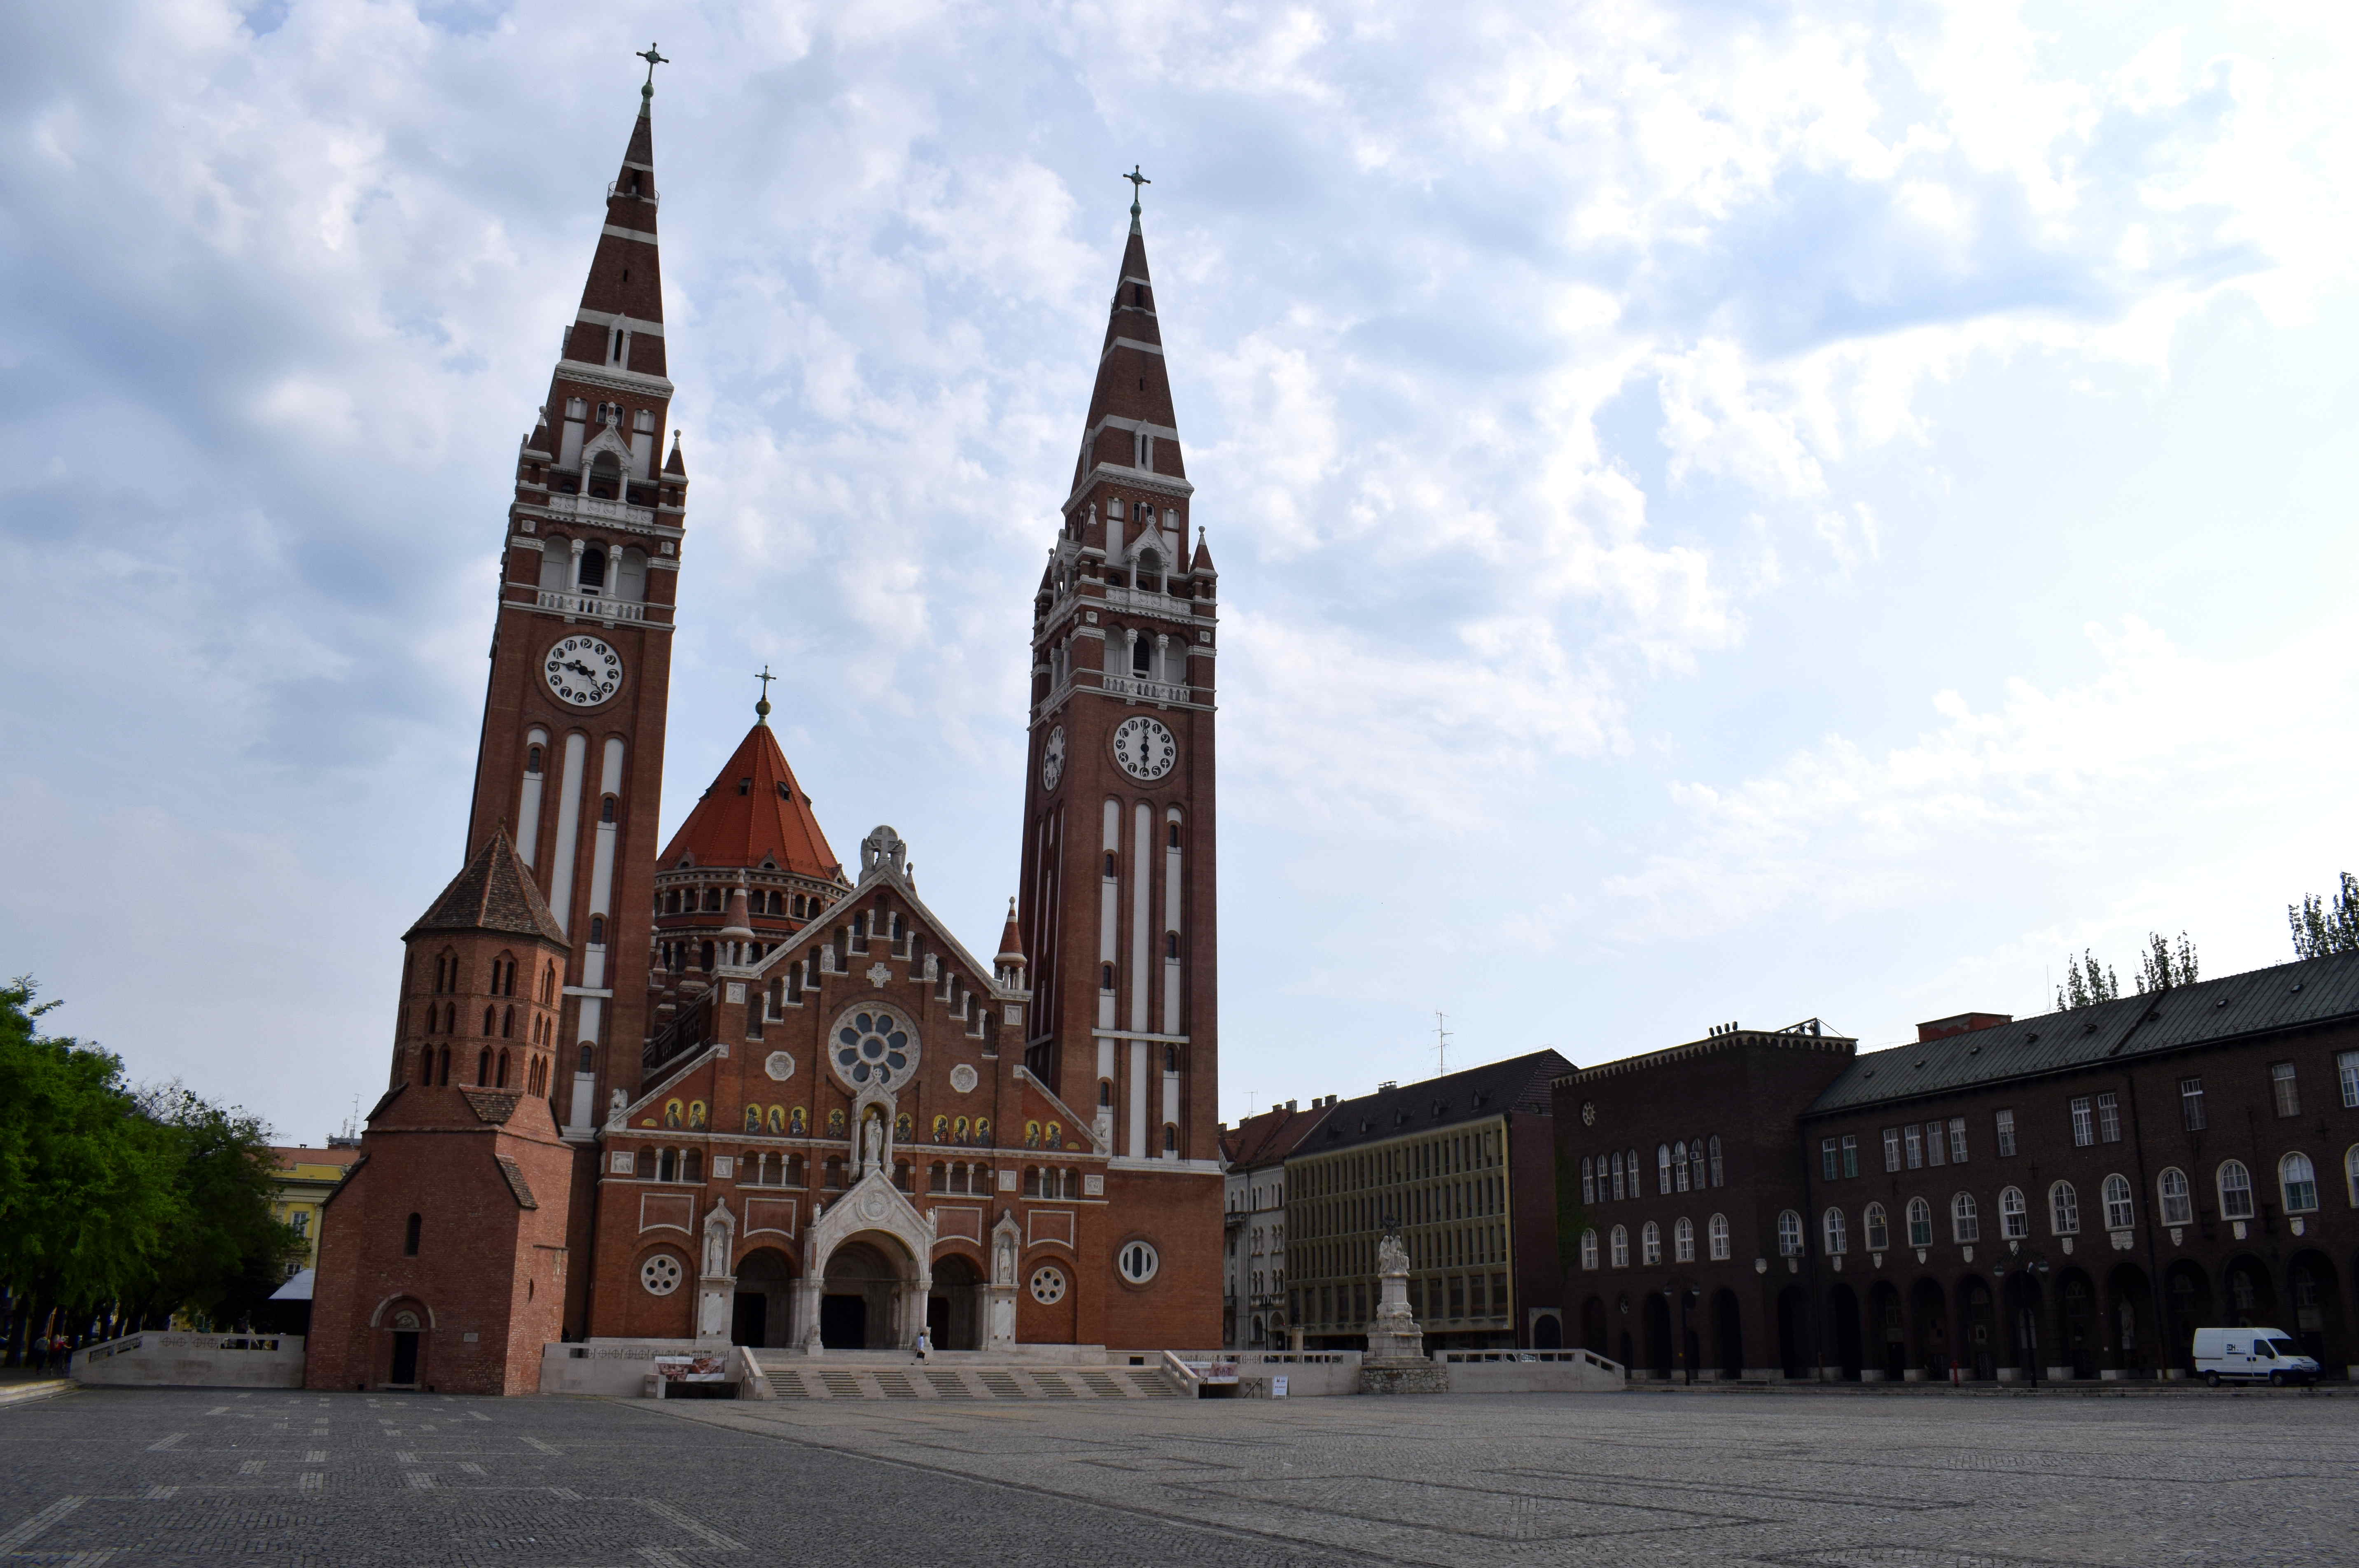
[1434,1011,1451,1078]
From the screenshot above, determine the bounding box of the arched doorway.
[2287,1251,2345,1370]
[1827,1283,1863,1380]
[2104,1264,2156,1377]
[1678,1288,1701,1380]
[1532,1312,1563,1349]
[386,1303,425,1387]
[1776,1286,1809,1379]
[2164,1260,2212,1373]
[1581,1296,1608,1357]
[2057,1270,2099,1379]
[1711,1289,1743,1379]
[1868,1281,1906,1380]
[1642,1293,1672,1378]
[2224,1255,2275,1329]
[1910,1279,1950,1378]
[1957,1277,1997,1380]
[928,1253,982,1351]
[733,1248,794,1348]
[2002,1271,2043,1378]
[822,1241,906,1349]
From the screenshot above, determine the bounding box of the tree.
[2136,931,2199,994]
[2055,950,2120,1010]
[2289,872,2359,959]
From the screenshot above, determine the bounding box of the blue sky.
[4,0,2355,1143]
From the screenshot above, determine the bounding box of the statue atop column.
[1359,1230,1446,1394]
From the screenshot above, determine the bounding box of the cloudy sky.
[5,0,2356,1144]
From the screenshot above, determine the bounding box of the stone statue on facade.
[862,1113,885,1173]
[1378,1232,1410,1279]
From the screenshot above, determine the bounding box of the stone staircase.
[749,1352,1184,1401]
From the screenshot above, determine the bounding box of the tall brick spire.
[1068,185,1187,503]
[551,78,666,390]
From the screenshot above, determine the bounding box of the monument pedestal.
[1357,1233,1449,1395]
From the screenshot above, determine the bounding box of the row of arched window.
[427,950,556,1002]
[1579,1137,1725,1203]
[406,1043,548,1094]
[1024,1167,1081,1199]
[1578,1215,1734,1268]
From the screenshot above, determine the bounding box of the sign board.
[652,1354,731,1383]
[1183,1360,1240,1385]
[1271,1375,1289,1398]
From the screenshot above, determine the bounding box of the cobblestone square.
[4,1386,2354,1566]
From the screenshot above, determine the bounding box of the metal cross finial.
[638,42,669,93]
[754,664,775,723]
[1125,164,1151,213]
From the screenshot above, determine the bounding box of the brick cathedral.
[308,70,1223,1393]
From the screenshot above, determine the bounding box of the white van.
[2191,1327,2320,1386]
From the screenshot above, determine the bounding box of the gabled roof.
[1297,1049,1574,1158]
[404,827,568,946]
[1224,1101,1331,1170]
[658,719,844,882]
[1808,949,2359,1115]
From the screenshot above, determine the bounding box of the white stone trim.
[555,359,676,397]
[576,308,665,337]
[1100,336,1164,359]
[601,224,661,245]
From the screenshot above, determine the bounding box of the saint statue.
[994,1231,1016,1287]
[863,1113,885,1172]
[1378,1232,1410,1279]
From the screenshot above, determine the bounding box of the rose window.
[1029,1265,1067,1306]
[640,1254,684,1296]
[831,1007,918,1091]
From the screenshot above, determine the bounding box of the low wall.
[1168,1351,1364,1398]
[540,1339,697,1396]
[1439,1349,1625,1394]
[73,1333,305,1389]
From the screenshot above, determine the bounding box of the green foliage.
[0,979,299,1330]
[2289,872,2359,959]
[2135,931,2199,994]
[2055,950,2120,1010]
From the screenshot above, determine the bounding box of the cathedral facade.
[308,73,1222,1393]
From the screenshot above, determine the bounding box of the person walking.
[914,1327,931,1364]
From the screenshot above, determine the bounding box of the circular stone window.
[640,1253,684,1297]
[950,1063,978,1094]
[829,1006,919,1093]
[764,1050,796,1083]
[1028,1265,1067,1306]
[1116,1240,1160,1285]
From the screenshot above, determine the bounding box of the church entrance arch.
[822,1237,915,1350]
[733,1247,795,1349]
[928,1253,983,1351]
[377,1297,430,1389]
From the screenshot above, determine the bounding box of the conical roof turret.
[657,718,844,883]
[405,826,569,945]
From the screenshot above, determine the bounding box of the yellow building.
[270,1143,362,1278]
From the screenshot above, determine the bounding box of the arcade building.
[308,68,1224,1393]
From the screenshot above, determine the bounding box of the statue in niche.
[994,1230,1016,1287]
[863,1113,885,1173]
[703,1209,732,1277]
[607,1088,626,1121]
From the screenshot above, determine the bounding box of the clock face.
[544,635,624,707]
[1112,715,1177,781]
[1041,726,1067,791]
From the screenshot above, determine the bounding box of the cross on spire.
[638,42,669,97]
[1124,164,1150,215]
[754,664,775,724]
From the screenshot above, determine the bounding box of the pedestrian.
[914,1327,931,1364]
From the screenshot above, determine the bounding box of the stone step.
[747,1359,1182,1400]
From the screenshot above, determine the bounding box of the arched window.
[1863,1202,1889,1252]
[1672,1140,1690,1192]
[1822,1207,1847,1254]
[1100,963,1116,990]
[682,1150,703,1183]
[1708,1135,1724,1187]
[2280,1152,2319,1213]
[1580,1155,1596,1204]
[2102,1173,2135,1230]
[495,1049,510,1088]
[1688,1138,1705,1191]
[2048,1181,2080,1235]
[1163,1123,1180,1156]
[2158,1167,2193,1225]
[1609,1225,1630,1267]
[1656,1144,1672,1195]
[1165,932,1180,959]
[1707,1213,1730,1260]
[1640,1221,1661,1265]
[1671,1216,1693,1262]
[2346,1146,2359,1208]
[589,915,605,944]
[1608,1150,1625,1201]
[1579,1228,1599,1269]
[501,1006,514,1038]
[1950,1192,1978,1243]
[482,1006,496,1035]
[403,1213,422,1256]
[1776,1209,1803,1257]
[476,1048,492,1085]
[577,1043,593,1073]
[1999,1186,2028,1238]
[1906,1197,1932,1248]
[1164,1044,1180,1073]
[657,1149,677,1183]
[435,1046,450,1086]
[2217,1160,2255,1220]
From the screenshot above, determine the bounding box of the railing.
[537,590,646,621]
[1439,1348,1624,1374]
[1100,674,1192,704]
[544,493,654,527]
[1102,584,1203,623]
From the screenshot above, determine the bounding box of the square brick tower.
[1015,182,1224,1345]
